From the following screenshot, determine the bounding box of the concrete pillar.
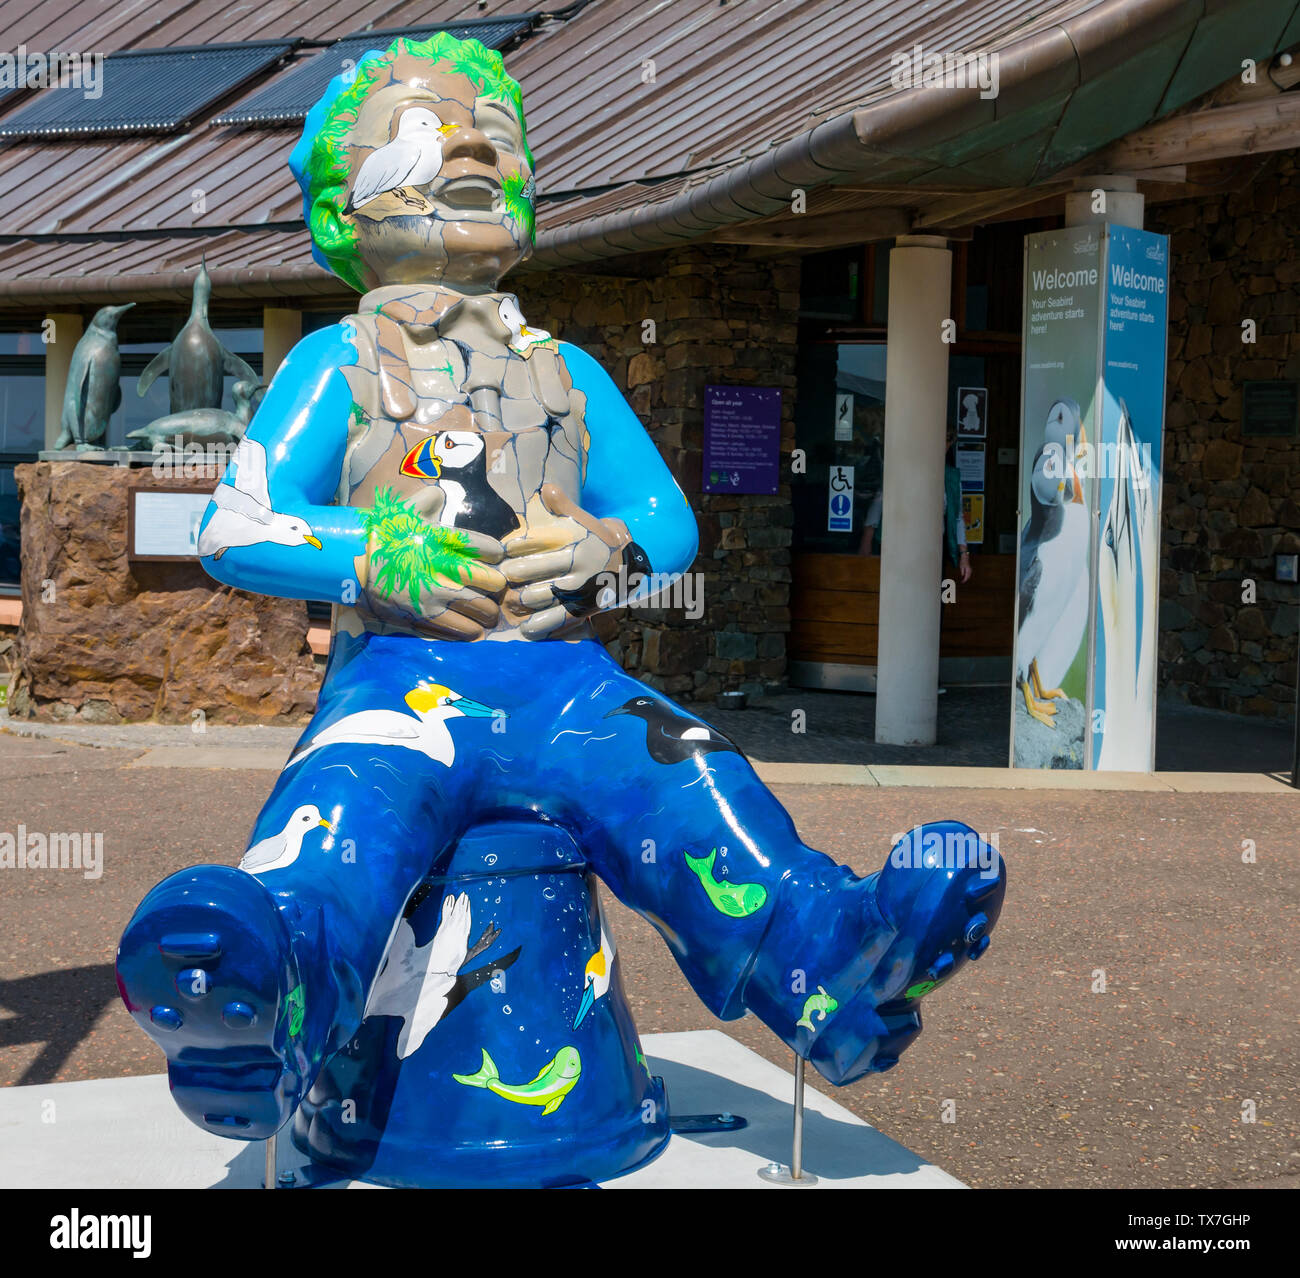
[261,307,302,381]
[875,235,952,746]
[1065,174,1144,229]
[43,312,83,449]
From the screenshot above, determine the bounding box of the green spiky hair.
[290,33,533,292]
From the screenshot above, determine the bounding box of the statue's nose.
[441,126,498,167]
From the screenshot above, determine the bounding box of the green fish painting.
[285,982,305,1038]
[453,1046,582,1116]
[797,985,838,1031]
[684,848,768,918]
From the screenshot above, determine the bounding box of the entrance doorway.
[788,338,1018,690]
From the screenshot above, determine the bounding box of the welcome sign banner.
[1011,225,1169,771]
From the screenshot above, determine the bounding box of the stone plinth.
[11,462,319,725]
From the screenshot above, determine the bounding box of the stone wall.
[519,243,800,700]
[1147,151,1300,718]
[11,462,320,724]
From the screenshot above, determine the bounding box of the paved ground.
[0,730,1295,1189]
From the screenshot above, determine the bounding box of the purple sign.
[702,385,781,494]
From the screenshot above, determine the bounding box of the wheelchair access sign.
[827,465,854,532]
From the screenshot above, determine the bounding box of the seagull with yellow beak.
[497,296,552,356]
[573,915,616,1028]
[197,436,322,561]
[284,681,502,768]
[346,107,459,213]
[238,803,335,875]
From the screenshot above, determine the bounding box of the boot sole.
[116,866,305,1138]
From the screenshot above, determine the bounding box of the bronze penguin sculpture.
[137,260,258,413]
[55,303,134,450]
[128,379,264,448]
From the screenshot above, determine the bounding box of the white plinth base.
[0,1030,962,1189]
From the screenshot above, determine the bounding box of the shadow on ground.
[0,964,120,1085]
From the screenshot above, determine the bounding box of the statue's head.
[291,34,535,295]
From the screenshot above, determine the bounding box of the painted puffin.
[1016,398,1090,728]
[399,428,518,540]
[604,696,741,765]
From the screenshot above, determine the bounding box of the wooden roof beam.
[1083,94,1300,173]
[710,206,911,249]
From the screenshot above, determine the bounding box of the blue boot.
[742,821,1006,1086]
[116,866,336,1138]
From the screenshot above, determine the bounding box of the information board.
[128,489,212,561]
[702,385,781,494]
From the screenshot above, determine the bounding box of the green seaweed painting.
[501,172,535,242]
[363,485,480,608]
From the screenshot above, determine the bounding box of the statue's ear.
[310,195,354,257]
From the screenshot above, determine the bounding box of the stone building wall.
[519,243,800,701]
[12,462,320,724]
[1146,151,1300,718]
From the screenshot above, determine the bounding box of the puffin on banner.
[1011,223,1168,772]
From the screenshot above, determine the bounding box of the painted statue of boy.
[117,35,1005,1142]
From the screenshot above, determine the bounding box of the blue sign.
[1091,226,1168,770]
[827,465,854,531]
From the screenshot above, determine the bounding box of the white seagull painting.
[347,107,458,213]
[498,296,551,355]
[197,436,321,561]
[238,804,334,875]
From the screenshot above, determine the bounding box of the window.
[0,331,44,587]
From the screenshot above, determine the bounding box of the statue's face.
[338,65,533,292]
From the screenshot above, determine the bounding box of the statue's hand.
[360,485,507,640]
[502,484,649,640]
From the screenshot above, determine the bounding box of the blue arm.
[200,324,365,605]
[561,342,698,590]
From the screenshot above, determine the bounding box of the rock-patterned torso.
[335,286,592,640]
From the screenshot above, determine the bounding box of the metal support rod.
[757,1051,818,1185]
[791,1053,807,1179]
[264,1131,276,1189]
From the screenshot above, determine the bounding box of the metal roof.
[0,229,339,304]
[0,41,296,140]
[0,0,1297,301]
[213,17,536,127]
